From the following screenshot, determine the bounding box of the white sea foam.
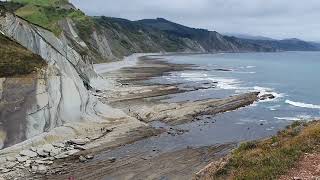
[180,72,240,90]
[285,100,320,109]
[274,115,313,121]
[179,73,283,103]
[266,127,275,131]
[268,105,281,111]
[232,71,256,74]
[253,86,284,102]
[240,65,256,69]
[208,77,240,90]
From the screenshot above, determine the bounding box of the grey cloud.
[71,0,320,41]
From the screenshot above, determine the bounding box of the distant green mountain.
[241,38,319,51]
[1,0,318,64]
[223,33,276,41]
[95,17,274,55]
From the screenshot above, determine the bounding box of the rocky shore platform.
[0,55,274,180]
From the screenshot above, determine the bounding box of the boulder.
[36,148,49,157]
[33,165,48,174]
[1,168,12,173]
[54,153,68,159]
[16,155,30,163]
[49,148,62,157]
[20,150,38,158]
[6,156,16,162]
[259,94,275,101]
[5,162,17,169]
[42,144,56,153]
[68,138,90,146]
[0,157,6,164]
[41,157,55,161]
[37,144,61,157]
[34,160,53,165]
[52,142,66,148]
[54,149,79,159]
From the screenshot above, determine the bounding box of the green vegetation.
[10,0,94,36]
[0,34,46,77]
[0,1,24,12]
[68,10,95,41]
[12,0,69,7]
[212,120,320,179]
[15,4,70,35]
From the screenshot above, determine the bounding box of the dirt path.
[279,153,320,180]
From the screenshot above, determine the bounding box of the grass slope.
[0,34,46,77]
[212,121,320,179]
[11,0,93,36]
[12,0,69,7]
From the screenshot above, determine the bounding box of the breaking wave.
[180,72,241,90]
[285,100,320,109]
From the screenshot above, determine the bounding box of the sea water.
[149,52,320,144]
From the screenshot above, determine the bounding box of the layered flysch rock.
[0,9,122,150]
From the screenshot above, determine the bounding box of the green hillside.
[10,0,93,36]
[0,34,46,77]
[12,0,69,7]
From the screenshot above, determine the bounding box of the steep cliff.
[0,7,117,149]
[0,33,47,149]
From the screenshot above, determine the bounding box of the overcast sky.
[71,0,320,41]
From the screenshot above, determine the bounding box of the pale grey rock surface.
[0,10,145,154]
[19,150,38,158]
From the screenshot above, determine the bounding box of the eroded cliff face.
[0,10,113,149]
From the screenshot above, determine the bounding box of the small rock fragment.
[24,163,31,168]
[108,157,116,163]
[79,156,87,162]
[74,145,87,150]
[31,165,38,172]
[85,154,94,159]
[1,168,12,173]
[30,147,37,152]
